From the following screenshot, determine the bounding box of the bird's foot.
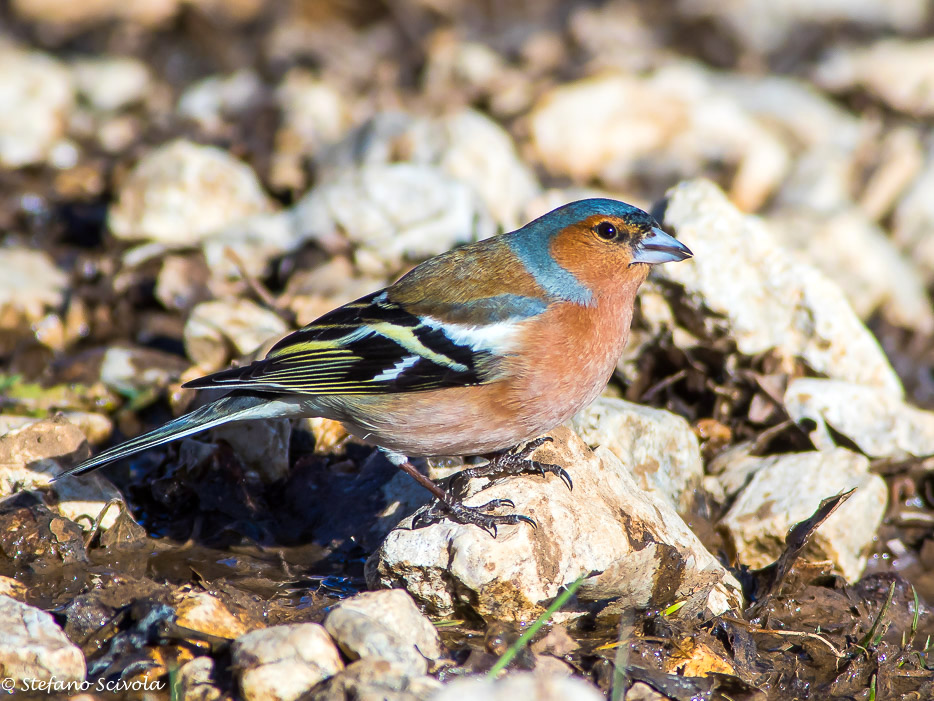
[457,436,572,490]
[413,496,536,538]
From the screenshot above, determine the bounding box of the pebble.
[430,671,604,701]
[231,623,343,701]
[529,65,790,211]
[719,448,887,581]
[0,594,85,686]
[816,38,934,117]
[72,56,150,112]
[785,378,934,459]
[0,45,74,168]
[0,248,69,331]
[0,418,122,530]
[183,298,288,372]
[109,139,274,246]
[324,589,445,677]
[569,396,703,514]
[291,163,495,276]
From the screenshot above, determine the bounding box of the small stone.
[10,0,179,26]
[719,448,887,581]
[183,298,289,372]
[369,427,741,621]
[72,56,150,112]
[0,45,74,168]
[0,418,122,530]
[232,623,343,701]
[0,576,27,602]
[291,163,495,276]
[178,70,265,134]
[307,658,442,701]
[0,248,68,333]
[784,378,934,459]
[678,0,925,53]
[324,590,444,677]
[658,179,902,396]
[430,671,604,701]
[529,66,790,211]
[176,657,223,701]
[0,594,85,686]
[569,396,703,514]
[174,591,249,640]
[109,139,274,246]
[894,145,934,281]
[816,39,934,117]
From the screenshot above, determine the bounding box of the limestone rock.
[568,396,703,514]
[719,448,887,581]
[369,427,741,622]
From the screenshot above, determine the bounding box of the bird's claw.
[412,496,537,537]
[457,437,572,491]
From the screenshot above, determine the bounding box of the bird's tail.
[57,393,276,479]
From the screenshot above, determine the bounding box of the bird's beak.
[631,227,693,265]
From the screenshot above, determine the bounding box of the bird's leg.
[380,449,536,537]
[455,436,573,490]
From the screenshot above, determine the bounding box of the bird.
[59,198,692,535]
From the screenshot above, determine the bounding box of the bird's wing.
[183,289,538,395]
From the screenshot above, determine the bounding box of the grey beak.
[631,226,692,265]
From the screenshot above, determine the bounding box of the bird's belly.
[312,368,611,458]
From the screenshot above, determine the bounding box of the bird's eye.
[596,222,617,240]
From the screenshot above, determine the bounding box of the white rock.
[430,671,604,701]
[0,45,74,168]
[72,57,150,112]
[769,209,934,332]
[0,418,122,530]
[324,590,443,677]
[658,179,902,396]
[10,0,179,26]
[176,657,223,701]
[816,39,934,116]
[292,163,495,276]
[409,109,541,231]
[308,658,442,701]
[317,109,539,232]
[275,69,351,154]
[719,448,887,581]
[109,139,274,246]
[232,624,343,701]
[529,65,790,211]
[785,378,934,458]
[183,298,288,371]
[0,248,68,326]
[0,594,85,685]
[369,428,741,621]
[200,211,306,279]
[178,70,265,133]
[568,397,703,514]
[678,0,925,53]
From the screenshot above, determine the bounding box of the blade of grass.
[487,575,585,678]
[856,581,896,653]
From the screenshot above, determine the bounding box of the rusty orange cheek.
[548,225,636,292]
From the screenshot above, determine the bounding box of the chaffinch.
[61,198,691,534]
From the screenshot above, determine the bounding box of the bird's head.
[509,198,692,305]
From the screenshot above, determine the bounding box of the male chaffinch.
[61,199,691,534]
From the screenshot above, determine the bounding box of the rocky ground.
[2,1,934,699]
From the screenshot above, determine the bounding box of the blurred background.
[3,1,934,695]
